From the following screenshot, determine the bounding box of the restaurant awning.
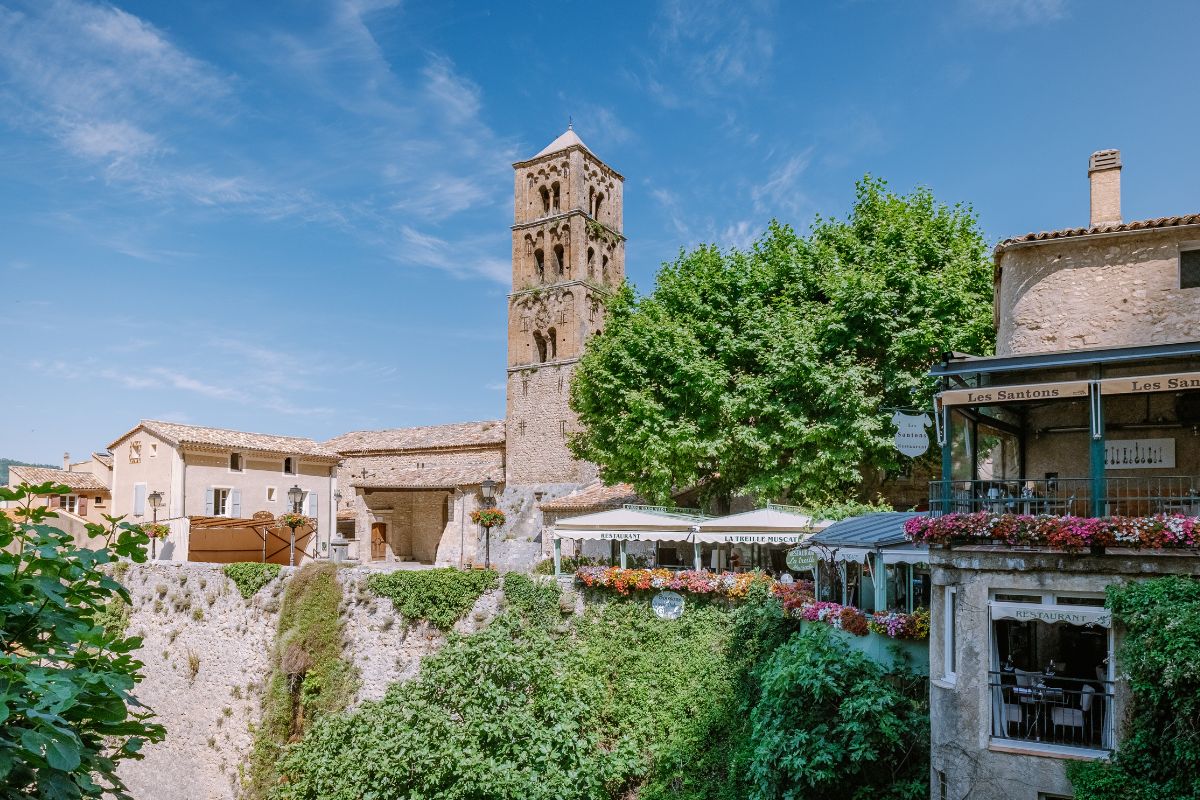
[552,506,704,542]
[990,602,1112,628]
[693,505,832,544]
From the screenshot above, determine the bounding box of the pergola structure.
[806,512,929,612]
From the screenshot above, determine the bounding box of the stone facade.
[506,129,624,486]
[929,545,1200,800]
[997,227,1200,355]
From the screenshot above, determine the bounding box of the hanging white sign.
[892,412,931,457]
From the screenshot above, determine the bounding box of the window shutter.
[134,485,146,516]
[231,489,242,518]
[57,495,66,508]
[205,488,214,516]
[308,491,318,520]
[78,496,87,515]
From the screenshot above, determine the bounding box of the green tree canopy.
[0,483,163,799]
[569,177,993,505]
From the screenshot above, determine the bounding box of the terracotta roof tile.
[327,420,505,454]
[8,466,109,492]
[108,420,339,460]
[352,464,503,490]
[996,214,1200,254]
[92,453,113,467]
[539,481,641,513]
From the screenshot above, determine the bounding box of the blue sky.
[3,0,1200,463]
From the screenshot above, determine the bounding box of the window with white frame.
[230,452,243,472]
[213,488,230,516]
[60,495,77,514]
[989,589,1114,750]
[943,586,957,682]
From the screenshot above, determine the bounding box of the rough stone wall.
[505,362,597,486]
[928,547,1200,800]
[996,228,1200,355]
[116,562,283,800]
[115,561,510,800]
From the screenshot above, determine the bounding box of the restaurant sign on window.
[1104,438,1175,469]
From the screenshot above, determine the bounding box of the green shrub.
[1069,577,1200,799]
[96,595,131,638]
[502,572,562,622]
[367,567,498,628]
[223,562,282,599]
[744,625,929,800]
[247,562,356,800]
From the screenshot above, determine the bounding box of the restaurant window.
[886,562,931,613]
[989,590,1114,750]
[943,586,958,681]
[1181,249,1200,289]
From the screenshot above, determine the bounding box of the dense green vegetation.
[1069,577,1200,799]
[223,562,283,599]
[0,482,163,799]
[247,562,356,800]
[368,567,499,628]
[569,177,993,506]
[273,578,928,799]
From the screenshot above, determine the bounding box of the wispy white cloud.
[959,0,1067,28]
[0,0,516,284]
[751,148,814,218]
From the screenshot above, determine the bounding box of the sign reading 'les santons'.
[891,412,931,457]
[940,371,1200,407]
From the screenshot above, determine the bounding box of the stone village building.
[925,150,1200,800]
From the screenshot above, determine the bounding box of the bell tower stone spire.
[504,128,625,486]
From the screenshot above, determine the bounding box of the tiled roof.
[108,420,339,459]
[539,481,640,513]
[352,464,503,490]
[8,466,109,492]
[93,453,113,467]
[996,214,1200,253]
[327,420,505,454]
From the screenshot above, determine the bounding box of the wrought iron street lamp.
[480,479,496,570]
[286,484,305,567]
[147,490,163,559]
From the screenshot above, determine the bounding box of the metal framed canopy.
[809,512,929,564]
[693,504,832,544]
[552,506,703,542]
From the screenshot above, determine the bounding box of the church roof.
[327,420,505,454]
[531,127,592,159]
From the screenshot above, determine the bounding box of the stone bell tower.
[505,126,625,486]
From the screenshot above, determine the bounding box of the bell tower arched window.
[594,192,604,220]
[587,246,595,277]
[534,248,545,282]
[533,330,548,363]
[553,244,565,277]
[551,182,560,212]
[601,254,609,283]
[539,186,550,214]
[547,327,557,360]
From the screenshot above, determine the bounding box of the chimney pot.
[1089,149,1122,228]
[63,451,71,471]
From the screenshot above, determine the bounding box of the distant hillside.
[0,458,56,486]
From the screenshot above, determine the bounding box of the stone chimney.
[62,451,71,471]
[1088,149,1122,228]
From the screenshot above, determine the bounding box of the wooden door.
[371,522,387,560]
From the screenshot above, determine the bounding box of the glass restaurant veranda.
[929,341,1200,517]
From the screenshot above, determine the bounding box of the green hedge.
[223,562,282,599]
[367,568,498,628]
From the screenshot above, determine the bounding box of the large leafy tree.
[0,483,163,799]
[569,177,993,505]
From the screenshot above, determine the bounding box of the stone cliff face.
[115,562,503,800]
